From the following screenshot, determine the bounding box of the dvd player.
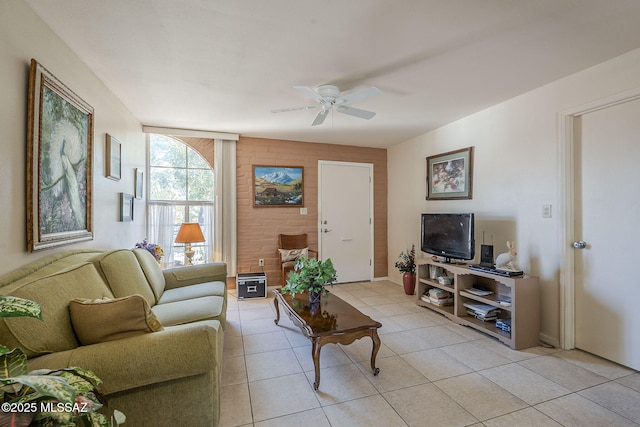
[468,264,524,277]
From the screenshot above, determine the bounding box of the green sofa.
[0,249,227,427]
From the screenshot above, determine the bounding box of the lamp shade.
[175,223,205,243]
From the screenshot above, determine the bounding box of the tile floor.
[220,281,640,427]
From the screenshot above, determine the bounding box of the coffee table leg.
[312,339,322,390]
[370,329,381,376]
[273,296,281,325]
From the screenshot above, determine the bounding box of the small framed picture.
[106,134,122,180]
[120,193,134,221]
[135,168,144,199]
[426,147,474,200]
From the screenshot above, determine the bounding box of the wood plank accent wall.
[237,137,388,286]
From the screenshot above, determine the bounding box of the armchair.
[277,233,317,287]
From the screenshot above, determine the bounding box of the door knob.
[572,240,587,249]
[323,228,332,233]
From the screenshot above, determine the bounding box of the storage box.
[237,272,267,299]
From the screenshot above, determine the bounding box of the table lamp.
[175,223,205,265]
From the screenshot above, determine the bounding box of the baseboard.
[539,333,559,349]
[372,276,389,282]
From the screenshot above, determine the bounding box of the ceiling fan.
[272,85,381,126]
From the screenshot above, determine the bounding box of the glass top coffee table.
[273,289,382,390]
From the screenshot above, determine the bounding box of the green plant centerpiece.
[0,295,125,427]
[281,257,337,305]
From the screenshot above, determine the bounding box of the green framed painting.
[27,59,94,251]
[253,165,303,207]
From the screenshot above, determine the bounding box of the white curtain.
[199,204,215,262]
[148,203,176,262]
[214,139,237,276]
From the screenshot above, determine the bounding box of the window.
[147,134,214,265]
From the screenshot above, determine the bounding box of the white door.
[574,97,640,370]
[319,161,373,283]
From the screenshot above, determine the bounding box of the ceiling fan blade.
[336,87,381,105]
[335,105,376,120]
[293,86,325,104]
[311,109,330,126]
[271,105,317,113]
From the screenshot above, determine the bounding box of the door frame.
[318,160,374,281]
[559,87,640,350]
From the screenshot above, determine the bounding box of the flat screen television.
[421,213,475,263]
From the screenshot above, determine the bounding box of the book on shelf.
[466,308,497,321]
[496,318,511,332]
[420,293,453,306]
[463,302,498,315]
[467,287,493,296]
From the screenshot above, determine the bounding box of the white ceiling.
[25,0,640,148]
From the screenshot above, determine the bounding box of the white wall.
[0,1,146,275]
[388,47,640,346]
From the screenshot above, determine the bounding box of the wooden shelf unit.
[416,258,540,350]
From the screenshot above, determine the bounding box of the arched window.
[147,134,214,265]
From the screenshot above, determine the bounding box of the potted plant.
[280,257,337,305]
[395,244,416,295]
[0,295,125,426]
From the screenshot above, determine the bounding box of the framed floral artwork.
[27,59,94,251]
[426,147,474,200]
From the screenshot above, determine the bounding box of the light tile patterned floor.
[220,281,640,427]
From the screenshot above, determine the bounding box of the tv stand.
[416,258,540,350]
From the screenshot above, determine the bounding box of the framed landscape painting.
[426,147,474,200]
[27,59,94,251]
[253,165,303,207]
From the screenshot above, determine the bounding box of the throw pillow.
[69,294,164,345]
[278,247,309,262]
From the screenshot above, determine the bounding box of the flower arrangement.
[133,238,164,261]
[395,244,416,275]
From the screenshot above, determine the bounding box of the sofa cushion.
[152,296,225,326]
[0,250,105,291]
[163,262,227,290]
[157,281,226,304]
[0,263,113,358]
[278,247,308,262]
[133,248,166,301]
[69,294,164,345]
[89,250,157,305]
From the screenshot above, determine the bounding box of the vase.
[309,291,322,305]
[402,272,416,295]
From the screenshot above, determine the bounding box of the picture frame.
[120,193,134,222]
[135,168,144,199]
[426,146,474,200]
[105,134,121,180]
[27,59,94,251]
[253,165,304,207]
